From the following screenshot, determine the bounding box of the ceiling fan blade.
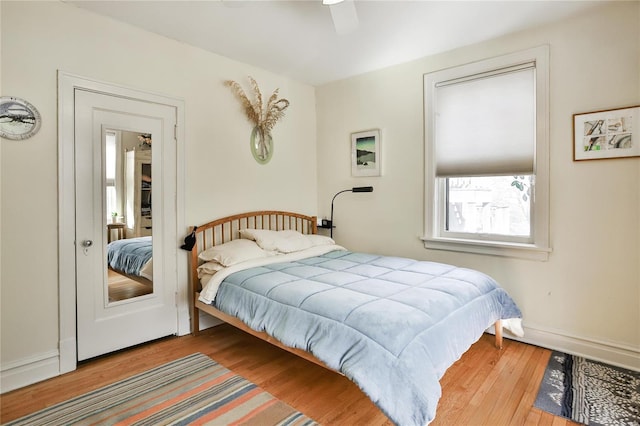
[329,0,359,35]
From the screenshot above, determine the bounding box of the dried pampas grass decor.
[224,76,290,164]
[224,76,290,133]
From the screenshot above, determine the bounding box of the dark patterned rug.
[534,350,640,425]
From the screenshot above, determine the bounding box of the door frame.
[57,71,188,374]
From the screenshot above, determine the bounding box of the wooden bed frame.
[189,211,334,369]
[189,210,503,372]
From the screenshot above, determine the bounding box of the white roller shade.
[434,64,535,177]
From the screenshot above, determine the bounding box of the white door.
[75,89,178,361]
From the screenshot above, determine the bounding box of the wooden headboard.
[189,211,317,331]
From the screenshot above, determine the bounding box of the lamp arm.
[330,189,352,238]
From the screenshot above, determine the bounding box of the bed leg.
[494,319,503,349]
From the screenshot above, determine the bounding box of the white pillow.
[238,228,274,242]
[239,229,313,253]
[306,234,335,247]
[197,261,225,278]
[198,239,271,266]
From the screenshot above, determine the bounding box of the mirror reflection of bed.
[106,235,153,302]
[104,129,153,303]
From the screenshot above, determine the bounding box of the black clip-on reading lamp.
[327,186,374,238]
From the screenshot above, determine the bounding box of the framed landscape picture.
[351,129,381,176]
[573,105,640,161]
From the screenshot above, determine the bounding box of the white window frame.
[104,129,123,219]
[423,46,551,261]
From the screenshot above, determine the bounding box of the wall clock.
[0,96,42,140]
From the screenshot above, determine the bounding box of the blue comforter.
[107,236,152,276]
[212,250,522,425]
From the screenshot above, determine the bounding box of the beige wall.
[0,0,317,386]
[316,2,640,369]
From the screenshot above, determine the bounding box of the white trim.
[175,113,189,336]
[422,236,551,261]
[494,324,640,373]
[57,71,188,375]
[3,324,635,395]
[424,46,550,259]
[435,61,536,88]
[0,351,60,394]
[199,311,223,331]
[59,336,76,373]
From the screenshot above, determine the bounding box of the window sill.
[421,236,551,261]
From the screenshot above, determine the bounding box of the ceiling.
[65,0,605,86]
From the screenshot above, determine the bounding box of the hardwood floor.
[0,325,579,425]
[108,268,152,302]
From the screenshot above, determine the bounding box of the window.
[104,130,122,220]
[423,46,550,260]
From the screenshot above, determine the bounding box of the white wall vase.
[250,126,273,164]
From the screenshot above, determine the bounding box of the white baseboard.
[3,322,638,394]
[0,350,60,394]
[199,310,223,330]
[499,323,640,372]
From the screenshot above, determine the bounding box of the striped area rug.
[6,353,318,426]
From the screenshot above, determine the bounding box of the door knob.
[82,240,94,247]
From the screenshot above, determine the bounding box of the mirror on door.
[105,130,153,303]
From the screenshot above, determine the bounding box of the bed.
[107,236,153,281]
[189,211,523,426]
